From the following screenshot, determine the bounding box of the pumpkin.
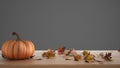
[1,32,35,60]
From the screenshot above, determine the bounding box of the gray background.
[0,0,120,50]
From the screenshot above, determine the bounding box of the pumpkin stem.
[12,32,21,40]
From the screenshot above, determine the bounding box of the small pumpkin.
[1,32,35,60]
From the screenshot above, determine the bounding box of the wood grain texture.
[0,50,120,68]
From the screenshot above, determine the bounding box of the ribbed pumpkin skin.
[2,40,35,60]
[1,32,35,60]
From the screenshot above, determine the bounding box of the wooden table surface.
[0,50,120,68]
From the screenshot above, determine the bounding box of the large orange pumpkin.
[1,32,35,60]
